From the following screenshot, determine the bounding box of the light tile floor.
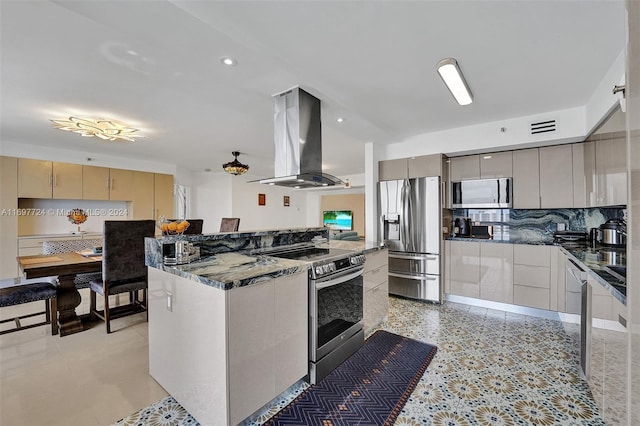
[2,296,606,425]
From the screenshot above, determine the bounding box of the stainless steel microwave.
[452,178,512,208]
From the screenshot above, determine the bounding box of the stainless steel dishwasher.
[566,259,591,379]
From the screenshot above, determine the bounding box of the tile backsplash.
[452,207,625,243]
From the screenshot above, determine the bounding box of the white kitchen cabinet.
[512,148,540,208]
[148,268,308,426]
[479,242,513,304]
[480,151,512,178]
[443,240,451,293]
[449,155,480,181]
[539,145,574,208]
[448,240,480,298]
[363,248,388,334]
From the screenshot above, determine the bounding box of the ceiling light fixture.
[336,117,344,123]
[222,151,249,175]
[50,116,142,141]
[436,58,473,106]
[220,56,237,66]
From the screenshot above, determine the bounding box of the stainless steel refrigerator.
[378,176,441,302]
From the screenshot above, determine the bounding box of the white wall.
[191,172,233,234]
[231,174,307,232]
[584,49,626,135]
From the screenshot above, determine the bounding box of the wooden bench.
[0,277,58,335]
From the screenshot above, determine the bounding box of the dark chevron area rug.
[264,330,437,426]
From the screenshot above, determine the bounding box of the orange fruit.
[176,224,185,233]
[161,223,169,232]
[168,222,178,232]
[180,220,189,227]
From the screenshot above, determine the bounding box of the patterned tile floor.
[115,297,604,425]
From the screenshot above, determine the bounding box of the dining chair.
[168,219,204,235]
[89,220,155,333]
[220,218,240,232]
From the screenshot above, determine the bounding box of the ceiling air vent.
[530,119,557,135]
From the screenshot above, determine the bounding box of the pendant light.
[222,151,249,175]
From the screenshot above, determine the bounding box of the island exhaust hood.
[258,87,343,189]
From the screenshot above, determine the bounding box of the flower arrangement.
[67,208,88,232]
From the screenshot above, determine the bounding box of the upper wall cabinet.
[154,173,174,221]
[449,155,480,181]
[132,171,155,220]
[572,142,596,208]
[539,145,574,208]
[479,151,512,179]
[512,148,540,209]
[379,154,443,181]
[82,165,110,200]
[18,159,82,199]
[595,136,627,206]
[408,155,442,178]
[378,159,408,181]
[108,168,134,201]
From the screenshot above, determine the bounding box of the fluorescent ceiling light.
[436,58,473,106]
[220,56,237,66]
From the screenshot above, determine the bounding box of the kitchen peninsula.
[144,227,387,425]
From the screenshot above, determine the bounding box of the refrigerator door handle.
[389,272,438,281]
[403,179,412,251]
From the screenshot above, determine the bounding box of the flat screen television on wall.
[323,210,353,230]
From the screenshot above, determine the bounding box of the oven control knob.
[329,263,336,272]
[323,264,330,273]
[315,266,323,275]
[350,257,356,264]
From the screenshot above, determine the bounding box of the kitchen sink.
[603,265,626,283]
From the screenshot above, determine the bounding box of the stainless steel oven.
[261,244,366,384]
[310,262,364,383]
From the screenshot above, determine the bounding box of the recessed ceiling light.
[220,56,237,66]
[483,155,492,159]
[436,58,473,106]
[336,117,344,123]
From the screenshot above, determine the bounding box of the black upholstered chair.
[89,220,155,333]
[220,218,240,232]
[168,219,204,235]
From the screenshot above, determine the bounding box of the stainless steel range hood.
[259,87,343,188]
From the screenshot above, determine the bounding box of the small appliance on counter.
[471,225,493,239]
[595,219,626,247]
[553,231,588,244]
[163,241,201,265]
[455,218,471,236]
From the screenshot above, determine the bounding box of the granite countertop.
[558,243,626,305]
[150,239,386,291]
[156,252,310,291]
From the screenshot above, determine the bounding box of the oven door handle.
[315,268,364,290]
[389,253,437,261]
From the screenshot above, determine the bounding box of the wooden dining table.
[17,252,102,336]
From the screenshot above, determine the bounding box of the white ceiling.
[0,1,626,177]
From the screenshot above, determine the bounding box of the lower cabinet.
[513,245,554,310]
[479,243,513,304]
[363,248,388,334]
[449,240,480,298]
[148,268,308,426]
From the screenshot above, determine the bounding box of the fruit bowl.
[159,219,190,236]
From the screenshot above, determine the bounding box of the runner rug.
[114,330,437,426]
[265,330,437,426]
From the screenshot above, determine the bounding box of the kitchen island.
[145,228,321,426]
[144,228,387,425]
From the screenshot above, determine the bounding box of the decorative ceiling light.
[436,58,473,106]
[222,151,249,175]
[50,117,142,141]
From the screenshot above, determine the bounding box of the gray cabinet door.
[539,145,573,208]
[595,137,627,206]
[408,154,442,178]
[449,155,480,181]
[512,148,540,208]
[480,151,513,178]
[378,159,408,181]
[572,142,596,208]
